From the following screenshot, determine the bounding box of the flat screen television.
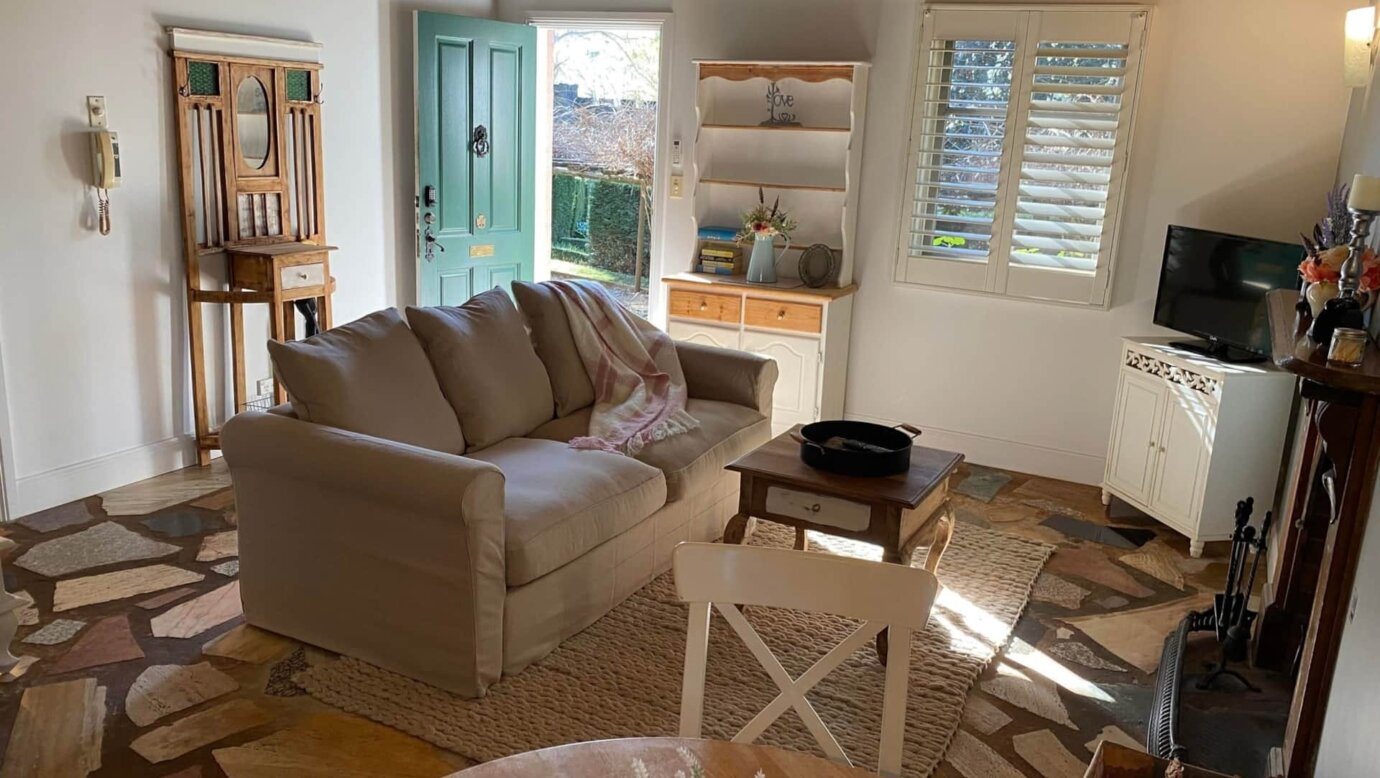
[1152,225,1304,362]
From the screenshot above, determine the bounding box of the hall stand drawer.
[744,298,822,334]
[669,290,741,324]
[280,262,326,290]
[765,486,871,531]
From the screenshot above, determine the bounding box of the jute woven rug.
[297,522,1052,777]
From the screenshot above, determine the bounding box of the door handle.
[424,227,445,261]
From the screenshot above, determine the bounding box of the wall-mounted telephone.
[87,96,119,236]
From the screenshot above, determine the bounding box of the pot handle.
[893,423,923,439]
[789,430,824,450]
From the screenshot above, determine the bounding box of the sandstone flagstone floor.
[0,460,1287,777]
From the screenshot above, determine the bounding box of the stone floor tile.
[22,618,85,646]
[1031,573,1089,610]
[981,669,1075,729]
[211,560,240,577]
[126,662,240,726]
[1045,641,1128,673]
[14,590,37,626]
[196,530,239,562]
[1120,543,1187,590]
[190,488,236,513]
[15,501,97,534]
[1020,498,1092,522]
[946,729,1026,778]
[955,467,1013,502]
[15,522,180,578]
[1096,595,1130,610]
[1084,725,1145,755]
[960,693,1013,736]
[0,677,106,776]
[212,711,459,777]
[130,699,271,763]
[1013,478,1108,518]
[1045,548,1155,599]
[100,459,232,516]
[137,587,200,611]
[265,647,309,697]
[1061,592,1214,673]
[142,509,222,538]
[53,564,205,612]
[202,624,294,664]
[150,582,243,639]
[49,615,144,675]
[1040,515,1155,549]
[1013,729,1088,778]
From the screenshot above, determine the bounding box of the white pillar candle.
[1349,174,1380,211]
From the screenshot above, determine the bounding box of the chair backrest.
[673,542,940,778]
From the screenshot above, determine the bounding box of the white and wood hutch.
[1101,338,1295,556]
[666,61,868,434]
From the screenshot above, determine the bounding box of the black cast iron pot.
[789,420,922,477]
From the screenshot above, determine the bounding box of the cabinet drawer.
[744,298,822,334]
[280,263,326,290]
[669,290,741,324]
[765,486,871,531]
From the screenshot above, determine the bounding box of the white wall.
[1316,4,1380,770]
[0,0,491,517]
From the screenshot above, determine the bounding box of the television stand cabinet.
[1101,338,1294,557]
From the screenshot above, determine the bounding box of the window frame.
[893,3,1151,307]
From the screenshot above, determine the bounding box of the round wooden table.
[451,737,874,777]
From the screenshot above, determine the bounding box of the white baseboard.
[9,435,199,519]
[845,412,1106,485]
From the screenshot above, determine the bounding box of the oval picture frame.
[798,243,839,288]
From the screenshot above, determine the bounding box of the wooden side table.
[724,426,963,663]
[226,242,337,405]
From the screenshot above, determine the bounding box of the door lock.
[424,224,445,261]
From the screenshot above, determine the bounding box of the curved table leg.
[924,502,956,574]
[794,528,808,551]
[724,513,750,545]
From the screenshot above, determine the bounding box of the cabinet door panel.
[741,330,820,435]
[1105,371,1165,504]
[668,320,740,350]
[1149,386,1210,524]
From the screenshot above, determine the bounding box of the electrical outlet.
[670,176,684,198]
[256,378,274,397]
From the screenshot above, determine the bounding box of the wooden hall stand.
[168,29,336,464]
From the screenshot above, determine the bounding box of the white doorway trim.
[526,11,675,324]
[0,325,15,522]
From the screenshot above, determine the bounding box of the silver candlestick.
[1340,207,1379,302]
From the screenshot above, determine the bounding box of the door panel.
[1149,387,1210,523]
[1105,371,1165,504]
[741,330,821,435]
[417,13,536,306]
[668,320,740,350]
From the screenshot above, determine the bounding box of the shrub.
[588,179,646,276]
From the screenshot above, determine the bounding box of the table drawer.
[280,263,326,290]
[765,486,870,531]
[669,290,741,324]
[744,298,822,334]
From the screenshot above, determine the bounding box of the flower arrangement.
[736,187,797,243]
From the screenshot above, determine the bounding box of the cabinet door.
[741,330,821,435]
[1105,370,1165,504]
[668,320,740,350]
[1148,386,1211,525]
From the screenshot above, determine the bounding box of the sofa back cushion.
[266,308,465,453]
[407,289,556,450]
[511,280,594,418]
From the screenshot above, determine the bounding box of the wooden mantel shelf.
[1267,289,1380,394]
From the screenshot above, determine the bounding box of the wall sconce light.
[1346,6,1377,87]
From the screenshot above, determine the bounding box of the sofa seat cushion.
[266,309,465,454]
[467,438,666,586]
[528,399,769,502]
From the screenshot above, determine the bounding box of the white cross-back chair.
[673,542,940,777]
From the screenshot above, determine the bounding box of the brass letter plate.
[469,244,495,258]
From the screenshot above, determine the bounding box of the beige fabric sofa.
[222,286,777,698]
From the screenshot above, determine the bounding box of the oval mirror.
[236,76,271,169]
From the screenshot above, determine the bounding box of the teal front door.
[416,12,537,305]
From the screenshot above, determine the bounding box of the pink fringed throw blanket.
[548,280,698,455]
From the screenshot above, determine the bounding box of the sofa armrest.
[677,341,779,416]
[221,411,507,697]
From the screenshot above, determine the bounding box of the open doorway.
[531,14,671,320]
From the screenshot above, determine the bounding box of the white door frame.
[0,324,14,522]
[525,11,674,324]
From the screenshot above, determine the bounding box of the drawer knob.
[811,503,821,513]
[297,272,309,280]
[699,302,708,311]
[777,309,786,320]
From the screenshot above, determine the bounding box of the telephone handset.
[89,129,120,236]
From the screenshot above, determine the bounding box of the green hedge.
[551,173,647,277]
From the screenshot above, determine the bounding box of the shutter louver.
[907,39,1016,266]
[1009,42,1131,275]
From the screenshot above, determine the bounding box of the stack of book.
[697,246,738,275]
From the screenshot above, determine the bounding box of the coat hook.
[314,82,325,105]
[178,84,190,97]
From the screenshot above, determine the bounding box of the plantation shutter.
[898,6,1148,306]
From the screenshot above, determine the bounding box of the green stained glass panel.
[286,69,311,102]
[187,61,218,96]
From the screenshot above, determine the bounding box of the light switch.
[671,140,683,166]
[670,175,684,198]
